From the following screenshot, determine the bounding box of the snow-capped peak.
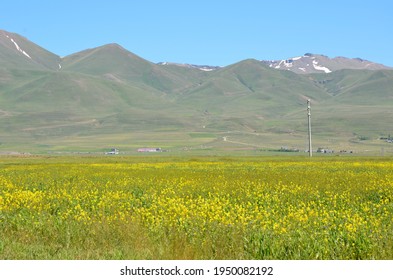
[260,53,390,74]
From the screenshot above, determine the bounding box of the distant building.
[106,148,119,155]
[137,148,162,152]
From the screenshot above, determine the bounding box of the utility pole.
[307,99,312,157]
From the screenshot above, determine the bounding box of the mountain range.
[1,29,393,154]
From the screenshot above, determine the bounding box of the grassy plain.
[0,155,393,259]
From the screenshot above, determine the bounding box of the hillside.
[61,44,209,93]
[0,29,393,154]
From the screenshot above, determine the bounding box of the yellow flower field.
[0,156,392,259]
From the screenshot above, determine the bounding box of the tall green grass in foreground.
[1,156,393,259]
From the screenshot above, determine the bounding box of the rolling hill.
[1,29,393,154]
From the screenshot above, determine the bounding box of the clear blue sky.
[2,0,392,66]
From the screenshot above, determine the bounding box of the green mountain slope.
[310,69,393,102]
[61,44,208,93]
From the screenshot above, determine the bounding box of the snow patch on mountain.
[312,60,331,73]
[9,37,32,59]
[274,59,295,69]
[198,67,215,72]
[157,62,220,71]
